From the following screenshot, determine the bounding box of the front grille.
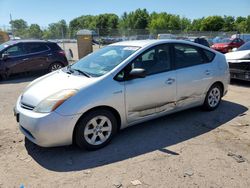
[20,102,35,110]
[229,62,250,71]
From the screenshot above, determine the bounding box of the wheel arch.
[210,81,224,95]
[72,105,122,143]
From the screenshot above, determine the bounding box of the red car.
[211,38,244,53]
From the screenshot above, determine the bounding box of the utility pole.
[10,13,15,39]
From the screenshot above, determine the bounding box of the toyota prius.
[14,40,229,150]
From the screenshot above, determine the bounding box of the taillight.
[58,50,66,56]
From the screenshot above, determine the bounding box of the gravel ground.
[0,75,250,188]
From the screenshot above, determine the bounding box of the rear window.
[47,42,62,50]
[203,49,215,62]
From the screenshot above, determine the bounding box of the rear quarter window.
[47,43,62,51]
[203,49,215,62]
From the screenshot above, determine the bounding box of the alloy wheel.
[208,87,221,108]
[84,115,112,146]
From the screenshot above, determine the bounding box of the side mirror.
[2,53,9,60]
[232,48,237,52]
[128,68,146,80]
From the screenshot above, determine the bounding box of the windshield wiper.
[72,68,91,77]
[66,64,74,73]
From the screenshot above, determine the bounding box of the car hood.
[21,70,97,107]
[225,50,250,60]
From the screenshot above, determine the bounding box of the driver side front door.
[124,44,177,124]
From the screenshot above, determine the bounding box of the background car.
[225,41,250,81]
[211,38,244,53]
[187,37,210,47]
[14,40,229,150]
[0,40,68,80]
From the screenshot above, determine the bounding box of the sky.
[0,0,250,27]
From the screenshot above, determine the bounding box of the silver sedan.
[14,40,229,150]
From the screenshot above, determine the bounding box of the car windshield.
[221,38,232,43]
[70,45,140,77]
[237,41,250,51]
[0,42,9,51]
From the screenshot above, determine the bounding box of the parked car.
[211,38,244,53]
[14,40,229,150]
[187,37,210,47]
[0,40,68,80]
[157,33,176,39]
[225,41,250,81]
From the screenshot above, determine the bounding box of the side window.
[23,43,49,54]
[174,44,205,69]
[4,45,23,57]
[203,49,215,62]
[132,44,171,75]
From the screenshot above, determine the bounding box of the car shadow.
[0,72,44,84]
[230,79,250,88]
[25,100,248,172]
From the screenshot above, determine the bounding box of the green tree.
[200,16,225,31]
[235,16,247,32]
[96,14,119,35]
[43,19,68,39]
[69,15,96,38]
[148,12,185,33]
[9,19,28,37]
[223,16,235,31]
[119,9,149,31]
[28,24,43,39]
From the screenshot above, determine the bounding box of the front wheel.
[203,84,222,111]
[75,109,117,150]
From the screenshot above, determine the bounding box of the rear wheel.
[48,62,63,72]
[203,84,222,111]
[75,109,117,150]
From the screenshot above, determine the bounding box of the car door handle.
[22,58,29,61]
[165,78,175,85]
[205,70,211,75]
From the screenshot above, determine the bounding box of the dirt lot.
[0,76,250,188]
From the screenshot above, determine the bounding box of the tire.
[48,62,63,72]
[203,84,222,111]
[75,109,117,150]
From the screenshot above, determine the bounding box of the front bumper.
[230,69,250,81]
[14,97,80,147]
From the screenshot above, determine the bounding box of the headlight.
[33,89,78,113]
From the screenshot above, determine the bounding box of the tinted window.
[203,49,215,62]
[4,45,23,57]
[174,44,206,68]
[47,42,61,50]
[23,43,49,54]
[132,44,171,75]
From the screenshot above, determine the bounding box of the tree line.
[6,8,250,39]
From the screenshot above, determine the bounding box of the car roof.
[5,40,53,45]
[110,39,209,49]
